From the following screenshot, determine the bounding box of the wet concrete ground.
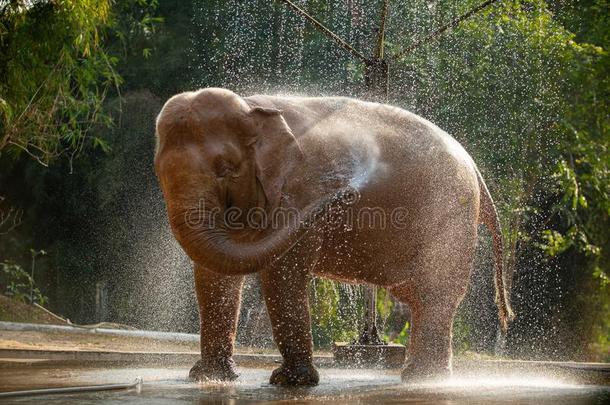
[0,362,609,404]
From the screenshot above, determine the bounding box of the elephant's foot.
[188,357,239,382]
[269,362,319,386]
[401,360,451,384]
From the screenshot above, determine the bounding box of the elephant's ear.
[246,105,303,209]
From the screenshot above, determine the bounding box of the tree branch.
[0,196,23,235]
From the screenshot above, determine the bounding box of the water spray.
[269,0,507,368]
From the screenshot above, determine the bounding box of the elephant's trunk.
[168,191,344,276]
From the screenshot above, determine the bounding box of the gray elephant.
[154,88,513,386]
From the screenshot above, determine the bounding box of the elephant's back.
[249,94,479,196]
[251,95,475,169]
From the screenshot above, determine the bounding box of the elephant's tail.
[476,167,515,334]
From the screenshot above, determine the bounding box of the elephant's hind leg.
[397,291,463,383]
[189,264,244,382]
[390,234,476,383]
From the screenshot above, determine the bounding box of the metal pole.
[366,285,377,337]
[29,250,45,304]
[364,0,390,99]
[375,0,389,60]
[30,251,36,304]
[357,285,385,345]
[359,1,390,343]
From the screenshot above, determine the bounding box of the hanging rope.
[274,0,503,98]
[276,0,503,63]
[274,0,368,63]
[390,0,503,61]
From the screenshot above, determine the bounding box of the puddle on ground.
[0,365,608,404]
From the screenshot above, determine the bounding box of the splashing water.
[90,0,608,364]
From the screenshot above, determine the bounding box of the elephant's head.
[154,88,308,275]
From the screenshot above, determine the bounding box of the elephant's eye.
[214,160,235,179]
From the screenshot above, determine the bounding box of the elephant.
[154,87,514,386]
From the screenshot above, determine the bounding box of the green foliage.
[536,0,609,357]
[0,0,119,164]
[0,260,47,305]
[109,0,188,96]
[376,287,394,321]
[452,313,472,354]
[376,287,404,344]
[0,0,161,166]
[0,0,163,325]
[390,0,609,358]
[392,321,410,346]
[309,278,362,347]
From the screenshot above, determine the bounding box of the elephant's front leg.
[260,267,319,386]
[189,264,244,382]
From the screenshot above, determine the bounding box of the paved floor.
[0,362,608,404]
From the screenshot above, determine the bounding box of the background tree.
[0,0,607,361]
